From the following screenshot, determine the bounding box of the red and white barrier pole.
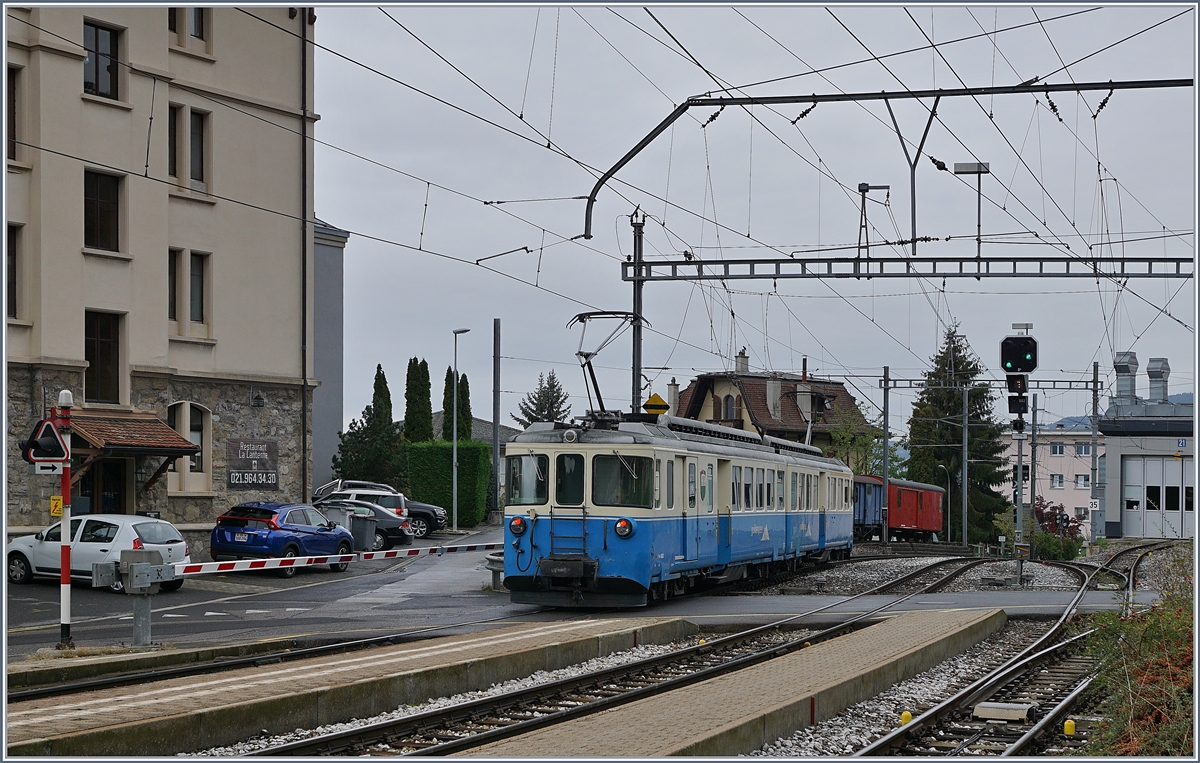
[56,392,74,650]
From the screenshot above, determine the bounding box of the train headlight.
[614,518,634,538]
[509,516,528,536]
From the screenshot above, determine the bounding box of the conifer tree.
[441,366,455,440]
[332,364,403,486]
[902,327,1010,544]
[457,373,472,440]
[511,370,572,428]
[403,356,434,442]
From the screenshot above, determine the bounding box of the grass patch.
[24,644,176,661]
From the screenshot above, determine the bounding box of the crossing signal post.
[27,391,74,649]
[1003,330,1036,581]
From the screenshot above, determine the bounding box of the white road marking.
[203,612,228,617]
[6,619,619,728]
[285,607,310,611]
[161,614,187,618]
[244,609,270,614]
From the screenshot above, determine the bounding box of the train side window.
[506,454,548,505]
[790,472,798,511]
[777,471,785,510]
[592,454,654,508]
[732,467,740,510]
[666,459,675,509]
[707,464,714,512]
[755,468,764,510]
[555,454,585,506]
[765,471,773,510]
[688,462,696,509]
[744,466,753,510]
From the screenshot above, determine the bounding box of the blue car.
[210,502,354,577]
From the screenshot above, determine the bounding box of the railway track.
[251,557,985,756]
[853,542,1166,757]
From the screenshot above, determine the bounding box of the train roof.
[854,474,946,493]
[509,414,848,470]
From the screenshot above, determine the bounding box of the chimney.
[667,377,679,416]
[766,377,782,420]
[801,356,807,382]
[1147,357,1170,403]
[1114,351,1139,404]
[735,348,749,374]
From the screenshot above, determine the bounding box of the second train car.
[852,475,945,542]
[503,413,855,607]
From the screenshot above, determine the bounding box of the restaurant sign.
[226,439,279,490]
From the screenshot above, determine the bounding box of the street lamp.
[936,464,950,542]
[953,162,990,276]
[452,327,471,532]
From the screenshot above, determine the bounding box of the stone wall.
[6,362,312,531]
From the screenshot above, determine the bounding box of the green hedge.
[1031,532,1084,560]
[407,441,490,527]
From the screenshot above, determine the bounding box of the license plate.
[234,532,249,542]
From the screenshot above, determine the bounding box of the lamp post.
[937,463,950,542]
[953,162,990,276]
[452,327,470,532]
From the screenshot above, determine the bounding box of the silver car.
[7,514,192,593]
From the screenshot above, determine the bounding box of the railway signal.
[21,418,69,463]
[1000,335,1038,373]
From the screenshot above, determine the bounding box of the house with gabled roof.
[670,349,873,452]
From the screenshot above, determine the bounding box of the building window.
[189,252,206,322]
[1050,474,1064,489]
[1050,442,1064,456]
[723,394,735,419]
[1075,474,1091,489]
[189,110,206,182]
[168,402,210,486]
[189,405,204,471]
[84,170,120,251]
[168,105,179,177]
[1075,442,1091,456]
[168,249,179,320]
[168,8,179,33]
[83,22,119,100]
[7,67,17,160]
[190,8,205,39]
[7,225,17,319]
[84,311,120,403]
[1074,506,1087,517]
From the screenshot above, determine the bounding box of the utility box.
[349,513,378,552]
[119,548,173,595]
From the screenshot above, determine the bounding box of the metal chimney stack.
[1147,357,1170,403]
[1113,352,1139,404]
[735,348,749,374]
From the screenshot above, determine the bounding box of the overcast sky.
[310,4,1195,437]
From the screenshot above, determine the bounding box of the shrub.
[1083,547,1194,755]
[407,441,490,527]
[1032,531,1083,560]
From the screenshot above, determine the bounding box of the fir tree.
[457,372,472,440]
[332,364,403,487]
[511,370,572,428]
[441,366,455,440]
[403,356,433,442]
[902,327,1010,544]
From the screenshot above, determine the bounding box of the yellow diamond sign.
[642,393,669,415]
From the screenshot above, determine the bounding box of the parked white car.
[7,514,191,592]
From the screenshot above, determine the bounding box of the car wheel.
[108,576,125,594]
[372,530,390,552]
[330,542,352,572]
[277,547,299,578]
[7,553,32,584]
[160,579,184,592]
[410,516,430,539]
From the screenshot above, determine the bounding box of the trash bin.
[320,505,353,531]
[349,513,378,552]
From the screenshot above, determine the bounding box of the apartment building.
[1001,417,1103,539]
[6,7,326,538]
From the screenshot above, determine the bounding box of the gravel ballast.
[748,618,1052,757]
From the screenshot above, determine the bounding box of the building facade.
[6,7,321,547]
[1098,353,1193,540]
[1000,418,1103,540]
[673,349,872,452]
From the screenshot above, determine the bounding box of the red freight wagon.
[853,475,945,542]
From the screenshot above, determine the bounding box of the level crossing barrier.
[173,541,506,577]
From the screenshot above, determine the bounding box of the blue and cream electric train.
[502,413,854,607]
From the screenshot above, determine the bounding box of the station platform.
[6,616,695,757]
[461,607,1007,757]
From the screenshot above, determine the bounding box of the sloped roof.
[70,411,199,455]
[426,413,523,444]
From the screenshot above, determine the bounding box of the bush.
[1082,548,1193,755]
[407,441,490,527]
[1031,531,1083,560]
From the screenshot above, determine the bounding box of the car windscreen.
[134,522,183,544]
